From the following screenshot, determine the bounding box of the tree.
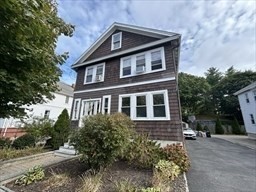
[178,72,211,118]
[231,117,242,135]
[205,67,223,87]
[51,109,70,149]
[215,117,224,134]
[196,122,203,131]
[0,0,74,118]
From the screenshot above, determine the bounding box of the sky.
[56,0,256,85]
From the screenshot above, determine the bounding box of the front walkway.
[0,151,77,185]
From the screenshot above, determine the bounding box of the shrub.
[72,113,134,169]
[123,134,164,169]
[231,117,242,135]
[215,117,224,134]
[0,147,44,160]
[141,188,161,192]
[203,125,209,131]
[0,137,12,149]
[15,165,45,185]
[51,109,71,149]
[12,134,35,149]
[162,143,190,173]
[154,160,180,181]
[196,122,203,131]
[114,179,137,192]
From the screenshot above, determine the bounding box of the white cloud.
[56,0,256,84]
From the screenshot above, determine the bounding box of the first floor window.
[102,95,111,114]
[119,90,170,120]
[81,99,101,117]
[153,94,166,117]
[73,99,81,120]
[250,114,255,124]
[121,97,130,116]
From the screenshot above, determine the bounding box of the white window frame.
[44,110,50,119]
[118,90,170,121]
[253,90,256,101]
[250,114,255,125]
[111,32,122,50]
[80,98,102,119]
[245,93,250,103]
[102,95,111,114]
[84,63,105,84]
[120,47,166,78]
[72,98,81,120]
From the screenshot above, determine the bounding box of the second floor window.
[245,93,249,103]
[253,90,256,101]
[250,114,255,124]
[84,63,105,84]
[111,32,122,50]
[120,47,166,78]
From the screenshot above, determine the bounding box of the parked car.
[183,128,197,140]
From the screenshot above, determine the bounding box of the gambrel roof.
[72,22,181,69]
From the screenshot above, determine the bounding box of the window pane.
[113,33,120,42]
[153,94,165,105]
[87,68,93,75]
[96,65,103,75]
[123,58,131,68]
[151,64,162,70]
[136,107,147,117]
[151,51,161,61]
[86,75,92,83]
[136,55,145,65]
[137,96,146,106]
[153,106,166,117]
[104,98,109,108]
[121,108,130,116]
[122,97,130,106]
[123,67,131,76]
[113,42,120,49]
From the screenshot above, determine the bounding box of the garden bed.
[5,159,186,192]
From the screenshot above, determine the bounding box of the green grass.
[0,147,46,160]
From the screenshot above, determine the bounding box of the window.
[119,90,170,120]
[120,47,165,78]
[136,95,147,117]
[111,32,122,50]
[250,114,255,124]
[136,54,146,73]
[245,93,249,103]
[253,90,256,101]
[122,58,131,76]
[121,97,130,116]
[65,96,69,104]
[153,94,166,117]
[102,95,111,114]
[72,99,81,120]
[151,50,162,70]
[81,99,101,117]
[84,63,105,84]
[44,110,50,119]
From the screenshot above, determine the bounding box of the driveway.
[185,137,256,192]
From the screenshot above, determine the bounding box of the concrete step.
[56,146,77,155]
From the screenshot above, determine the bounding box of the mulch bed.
[6,158,186,192]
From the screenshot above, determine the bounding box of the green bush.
[72,113,134,169]
[141,188,161,192]
[162,143,190,173]
[12,134,35,149]
[196,122,203,131]
[0,137,12,149]
[15,165,45,185]
[154,160,180,181]
[215,117,224,134]
[123,134,164,169]
[231,117,242,135]
[203,125,209,131]
[51,109,71,149]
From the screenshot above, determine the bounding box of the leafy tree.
[196,122,203,131]
[231,117,242,135]
[51,109,70,149]
[215,117,224,134]
[0,0,74,118]
[178,72,210,118]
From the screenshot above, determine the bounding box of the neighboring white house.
[234,82,256,139]
[0,82,74,130]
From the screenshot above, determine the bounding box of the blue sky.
[56,0,256,85]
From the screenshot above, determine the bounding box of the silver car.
[183,128,197,140]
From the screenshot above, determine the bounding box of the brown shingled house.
[71,23,183,142]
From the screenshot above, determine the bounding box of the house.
[0,82,74,138]
[71,23,183,141]
[234,82,256,139]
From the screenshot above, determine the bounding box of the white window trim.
[80,98,102,119]
[102,95,111,114]
[111,32,122,51]
[72,98,81,120]
[84,63,105,84]
[120,47,166,78]
[118,90,170,121]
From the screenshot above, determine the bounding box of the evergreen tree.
[51,109,70,149]
[231,117,241,135]
[196,122,203,131]
[215,117,224,134]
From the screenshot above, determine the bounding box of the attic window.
[111,32,122,50]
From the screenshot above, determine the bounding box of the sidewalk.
[212,135,256,150]
[0,151,78,185]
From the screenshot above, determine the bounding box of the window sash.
[112,32,121,50]
[84,64,104,84]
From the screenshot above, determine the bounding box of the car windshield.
[184,128,192,131]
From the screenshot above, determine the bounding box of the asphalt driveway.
[185,137,256,192]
